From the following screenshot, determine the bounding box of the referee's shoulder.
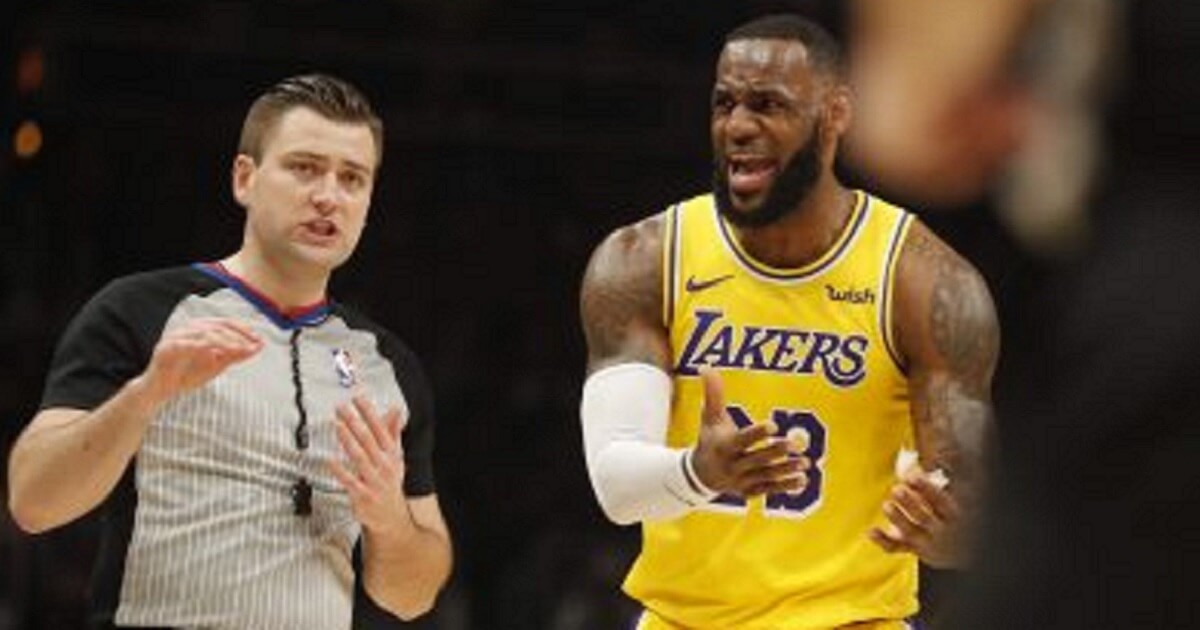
[330,301,421,364]
[87,264,215,303]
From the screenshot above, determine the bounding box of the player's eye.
[750,95,781,113]
[712,93,735,114]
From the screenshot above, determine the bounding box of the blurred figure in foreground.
[848,1,1200,627]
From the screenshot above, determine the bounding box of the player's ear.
[231,154,256,207]
[824,82,853,138]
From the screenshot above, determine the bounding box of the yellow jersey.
[626,191,917,630]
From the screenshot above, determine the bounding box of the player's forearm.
[914,380,995,569]
[591,441,714,524]
[7,376,163,533]
[361,519,452,620]
[939,393,994,516]
[581,363,717,525]
[912,375,994,499]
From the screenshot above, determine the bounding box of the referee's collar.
[193,262,331,330]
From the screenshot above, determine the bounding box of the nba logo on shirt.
[332,348,356,388]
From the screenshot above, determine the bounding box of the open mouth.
[300,219,339,242]
[727,155,778,196]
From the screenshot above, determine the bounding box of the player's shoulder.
[897,218,986,286]
[595,211,667,262]
[581,207,678,370]
[584,200,688,286]
[892,217,999,368]
[587,204,674,290]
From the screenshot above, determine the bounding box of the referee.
[7,73,452,629]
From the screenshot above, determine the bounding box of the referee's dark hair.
[238,73,384,167]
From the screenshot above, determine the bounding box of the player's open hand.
[690,368,809,497]
[869,465,964,568]
[329,396,412,538]
[141,317,263,403]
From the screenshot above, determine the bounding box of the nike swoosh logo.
[685,274,734,293]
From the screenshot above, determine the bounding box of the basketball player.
[7,74,451,628]
[579,15,999,629]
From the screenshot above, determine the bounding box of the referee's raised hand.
[139,317,263,405]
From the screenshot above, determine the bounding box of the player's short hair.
[725,14,845,79]
[238,73,383,167]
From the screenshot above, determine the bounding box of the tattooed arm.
[581,215,672,374]
[873,220,1000,567]
[578,214,694,524]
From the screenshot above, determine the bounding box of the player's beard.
[714,127,823,229]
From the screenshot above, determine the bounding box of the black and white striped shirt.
[39,264,437,630]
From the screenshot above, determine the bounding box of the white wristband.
[682,447,718,499]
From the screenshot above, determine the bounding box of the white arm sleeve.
[580,363,717,525]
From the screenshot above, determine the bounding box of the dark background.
[2,1,1194,629]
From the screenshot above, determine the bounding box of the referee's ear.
[231,153,257,210]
